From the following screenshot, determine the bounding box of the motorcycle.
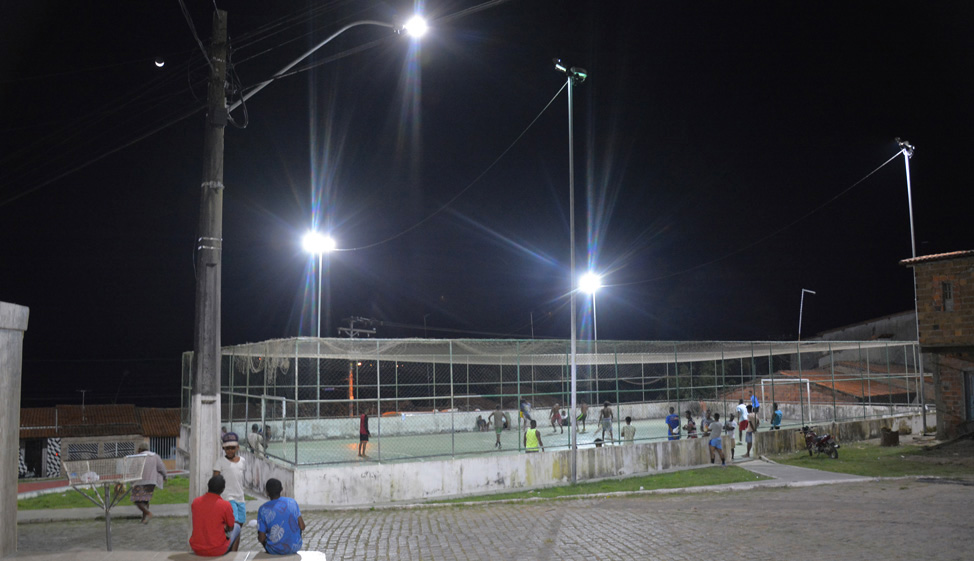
[801,426,839,458]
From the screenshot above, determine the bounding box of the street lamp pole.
[554,59,587,483]
[797,288,815,426]
[896,138,926,434]
[190,10,426,503]
[580,272,602,405]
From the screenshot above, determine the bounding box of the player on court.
[597,401,614,443]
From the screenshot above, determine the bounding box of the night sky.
[2,1,972,408]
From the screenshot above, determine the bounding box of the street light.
[190,10,426,502]
[302,231,336,338]
[797,288,816,342]
[797,288,816,426]
[580,272,602,405]
[554,58,587,483]
[896,137,926,433]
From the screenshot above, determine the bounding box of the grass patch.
[18,477,257,510]
[769,441,974,479]
[431,465,769,503]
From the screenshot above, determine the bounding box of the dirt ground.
[912,433,974,468]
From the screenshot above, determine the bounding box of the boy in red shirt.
[190,475,241,556]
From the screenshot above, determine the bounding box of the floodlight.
[579,272,602,294]
[402,16,428,38]
[302,231,336,254]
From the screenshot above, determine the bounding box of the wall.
[928,351,974,439]
[911,255,973,346]
[287,435,734,507]
[754,412,933,455]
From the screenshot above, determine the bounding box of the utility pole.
[189,9,227,505]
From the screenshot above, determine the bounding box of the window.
[942,282,954,312]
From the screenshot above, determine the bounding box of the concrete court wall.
[1,302,29,559]
[754,411,934,456]
[283,435,734,507]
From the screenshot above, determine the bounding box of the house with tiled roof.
[18,405,180,479]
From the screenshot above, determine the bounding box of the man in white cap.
[213,431,246,526]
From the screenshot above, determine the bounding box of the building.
[18,404,180,479]
[901,250,974,439]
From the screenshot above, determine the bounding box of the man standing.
[708,413,726,466]
[771,403,783,430]
[736,399,749,442]
[213,432,246,526]
[247,424,265,458]
[549,403,564,434]
[489,405,506,449]
[750,391,761,414]
[130,443,166,524]
[190,475,241,556]
[358,411,371,458]
[257,478,305,555]
[597,401,614,443]
[745,404,759,458]
[524,419,544,452]
[665,407,681,440]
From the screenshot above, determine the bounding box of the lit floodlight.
[896,137,915,157]
[402,16,428,38]
[579,272,602,294]
[302,231,336,254]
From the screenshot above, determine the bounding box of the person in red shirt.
[190,475,241,556]
[358,410,372,457]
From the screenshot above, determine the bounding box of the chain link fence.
[182,338,925,465]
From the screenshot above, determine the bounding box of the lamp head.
[400,15,428,38]
[579,272,602,294]
[553,59,588,83]
[302,231,336,254]
[895,137,914,158]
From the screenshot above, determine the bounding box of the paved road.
[17,477,974,560]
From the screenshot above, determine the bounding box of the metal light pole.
[896,138,926,434]
[580,272,602,405]
[190,11,427,504]
[302,231,336,337]
[798,288,816,342]
[554,59,587,483]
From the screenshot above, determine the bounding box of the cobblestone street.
[17,479,974,560]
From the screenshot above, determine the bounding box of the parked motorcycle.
[801,426,839,458]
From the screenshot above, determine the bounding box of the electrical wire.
[340,82,569,252]
[615,150,907,287]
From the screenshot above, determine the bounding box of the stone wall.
[754,412,932,456]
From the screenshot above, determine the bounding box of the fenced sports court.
[181,338,926,466]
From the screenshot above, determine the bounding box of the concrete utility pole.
[189,9,227,504]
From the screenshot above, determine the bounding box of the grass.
[18,476,256,510]
[768,440,974,479]
[431,465,769,503]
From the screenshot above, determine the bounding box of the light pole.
[580,272,602,404]
[796,288,815,426]
[896,137,926,434]
[190,11,426,503]
[302,231,336,338]
[798,288,816,342]
[554,59,587,483]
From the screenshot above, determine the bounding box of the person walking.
[708,413,726,466]
[597,401,614,443]
[130,443,166,524]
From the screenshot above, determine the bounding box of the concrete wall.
[754,411,933,456]
[1,302,29,558]
[282,435,733,507]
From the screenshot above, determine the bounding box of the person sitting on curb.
[257,478,306,555]
[190,475,241,556]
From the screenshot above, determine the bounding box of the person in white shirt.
[213,432,246,526]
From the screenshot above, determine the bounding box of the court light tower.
[896,137,926,433]
[796,288,816,425]
[580,271,602,403]
[302,232,337,337]
[190,9,427,503]
[554,59,587,483]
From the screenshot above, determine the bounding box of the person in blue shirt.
[771,402,783,430]
[749,391,760,414]
[257,478,305,555]
[665,407,681,440]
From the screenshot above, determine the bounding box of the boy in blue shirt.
[771,402,783,430]
[257,478,306,555]
[665,407,681,440]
